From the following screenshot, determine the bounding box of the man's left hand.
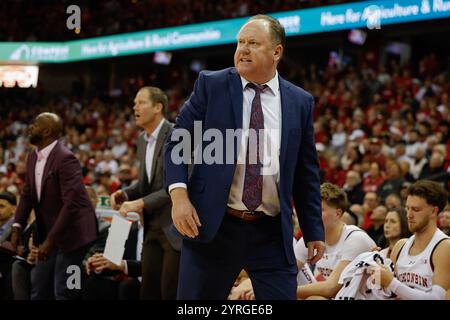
[119,199,144,217]
[371,263,394,288]
[306,241,325,265]
[38,239,54,261]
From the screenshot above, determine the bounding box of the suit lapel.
[228,68,243,161]
[228,68,243,130]
[279,77,296,171]
[149,120,170,186]
[29,151,38,203]
[40,142,59,198]
[139,135,149,187]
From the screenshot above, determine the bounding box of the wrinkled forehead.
[237,19,271,39]
[135,89,151,102]
[35,113,57,125]
[32,114,47,126]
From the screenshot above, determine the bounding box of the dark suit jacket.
[124,120,181,251]
[164,67,324,264]
[14,141,97,253]
[84,221,142,277]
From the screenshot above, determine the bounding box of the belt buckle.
[242,210,254,219]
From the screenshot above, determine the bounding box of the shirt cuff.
[12,223,22,229]
[387,277,401,293]
[168,183,187,194]
[122,260,128,275]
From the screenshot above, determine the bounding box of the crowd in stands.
[1,0,353,41]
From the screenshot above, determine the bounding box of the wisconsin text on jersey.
[397,272,429,287]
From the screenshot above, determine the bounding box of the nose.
[406,209,413,219]
[238,42,250,53]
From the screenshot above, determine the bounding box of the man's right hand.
[10,226,22,253]
[170,188,201,238]
[27,245,39,265]
[306,240,325,265]
[110,190,127,210]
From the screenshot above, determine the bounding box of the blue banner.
[1,0,449,63]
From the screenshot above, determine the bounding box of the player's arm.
[430,240,450,292]
[384,240,450,300]
[297,260,350,299]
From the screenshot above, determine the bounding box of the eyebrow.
[237,37,258,41]
[406,205,421,209]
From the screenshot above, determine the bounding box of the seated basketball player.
[295,183,375,299]
[376,180,450,300]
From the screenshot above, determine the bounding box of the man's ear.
[43,127,52,138]
[274,44,283,63]
[432,206,440,218]
[336,208,344,218]
[154,102,163,114]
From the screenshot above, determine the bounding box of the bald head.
[36,112,63,138]
[29,112,63,148]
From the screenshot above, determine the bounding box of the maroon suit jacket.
[15,141,97,253]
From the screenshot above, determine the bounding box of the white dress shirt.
[144,119,165,183]
[227,73,281,215]
[35,140,58,202]
[169,73,282,215]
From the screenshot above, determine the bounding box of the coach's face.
[133,89,160,130]
[28,115,47,146]
[234,19,282,84]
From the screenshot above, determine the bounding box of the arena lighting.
[348,29,367,45]
[153,51,172,65]
[0,65,39,88]
[0,0,449,63]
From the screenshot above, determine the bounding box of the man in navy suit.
[164,14,325,300]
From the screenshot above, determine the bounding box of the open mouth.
[240,58,252,63]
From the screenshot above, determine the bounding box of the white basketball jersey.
[396,229,449,291]
[315,225,364,280]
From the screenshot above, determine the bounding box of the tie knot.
[247,83,267,94]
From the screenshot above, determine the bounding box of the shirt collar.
[36,140,58,160]
[240,71,279,95]
[143,119,165,143]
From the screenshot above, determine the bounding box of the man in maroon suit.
[11,112,97,299]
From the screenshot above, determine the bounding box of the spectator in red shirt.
[363,162,385,193]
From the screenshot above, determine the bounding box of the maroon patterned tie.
[242,83,266,211]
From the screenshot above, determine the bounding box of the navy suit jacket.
[164,67,324,264]
[15,141,98,253]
